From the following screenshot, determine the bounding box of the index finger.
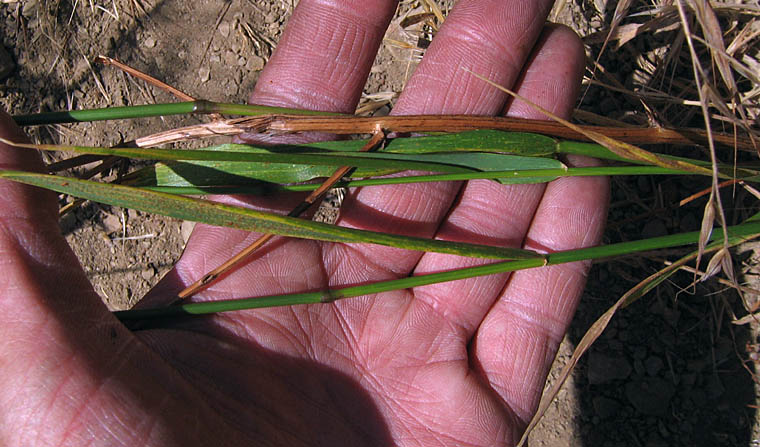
[142,0,399,305]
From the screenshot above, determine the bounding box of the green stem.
[12,100,339,126]
[321,165,688,186]
[114,219,760,321]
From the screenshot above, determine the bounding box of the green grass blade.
[28,140,545,173]
[134,153,564,187]
[22,139,566,185]
[557,140,760,179]
[114,219,760,321]
[0,170,542,261]
[12,100,340,126]
[135,165,686,194]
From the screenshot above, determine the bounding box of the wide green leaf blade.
[128,151,564,188]
[30,142,480,173]
[311,130,559,156]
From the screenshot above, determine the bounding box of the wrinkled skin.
[0,1,608,445]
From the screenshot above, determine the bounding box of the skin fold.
[0,1,608,445]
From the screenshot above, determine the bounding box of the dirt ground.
[2,0,759,446]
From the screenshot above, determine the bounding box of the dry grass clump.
[523,0,760,442]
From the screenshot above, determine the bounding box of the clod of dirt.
[592,396,621,420]
[101,213,122,234]
[587,352,633,385]
[644,356,664,377]
[625,378,676,416]
[0,45,13,80]
[247,56,265,72]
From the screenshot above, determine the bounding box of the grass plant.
[3,0,759,442]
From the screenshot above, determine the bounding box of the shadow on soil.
[567,175,757,446]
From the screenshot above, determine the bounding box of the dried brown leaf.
[691,0,737,92]
[701,246,727,281]
[597,0,634,60]
[697,194,716,260]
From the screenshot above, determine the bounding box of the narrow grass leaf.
[12,100,341,126]
[0,170,542,261]
[11,140,480,174]
[132,152,564,187]
[114,219,760,321]
[138,165,687,195]
[5,136,565,185]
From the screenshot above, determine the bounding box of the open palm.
[0,1,608,445]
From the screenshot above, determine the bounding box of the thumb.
[0,111,236,445]
[0,110,57,222]
[0,110,102,319]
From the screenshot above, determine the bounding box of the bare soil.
[2,1,758,446]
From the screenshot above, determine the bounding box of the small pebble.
[101,213,122,233]
[247,55,265,71]
[143,37,156,48]
[223,50,237,66]
[199,66,211,83]
[141,268,154,281]
[219,21,231,38]
[22,0,38,18]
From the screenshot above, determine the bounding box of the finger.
[327,0,558,283]
[0,114,248,444]
[251,0,397,112]
[472,154,608,426]
[142,0,398,306]
[0,112,55,221]
[0,110,102,319]
[0,115,140,433]
[409,24,586,337]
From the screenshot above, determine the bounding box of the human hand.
[0,1,608,445]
